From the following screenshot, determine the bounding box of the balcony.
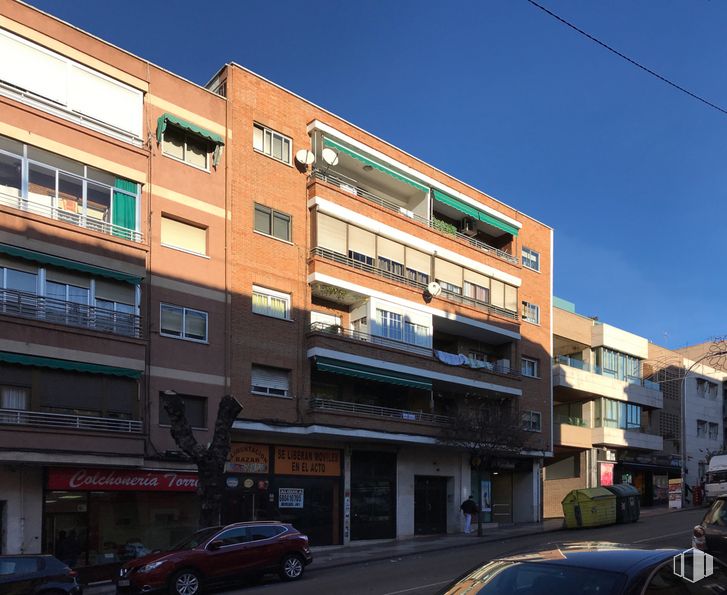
[0,288,141,338]
[311,170,517,265]
[591,426,663,451]
[553,415,592,449]
[310,397,452,425]
[554,356,662,409]
[0,409,142,433]
[310,247,519,321]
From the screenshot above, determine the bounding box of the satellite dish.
[321,148,340,167]
[295,149,315,166]
[427,281,442,297]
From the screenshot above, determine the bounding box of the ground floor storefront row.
[0,437,542,579]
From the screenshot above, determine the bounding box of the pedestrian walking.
[460,495,479,534]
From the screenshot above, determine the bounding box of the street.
[231,509,703,595]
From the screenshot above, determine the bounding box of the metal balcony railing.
[0,288,142,338]
[0,191,143,242]
[555,355,660,391]
[310,397,452,425]
[310,247,519,321]
[0,408,143,433]
[311,170,517,264]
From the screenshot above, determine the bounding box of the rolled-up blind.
[316,213,347,254]
[377,237,405,263]
[490,279,505,308]
[96,279,135,305]
[505,284,518,312]
[405,248,431,274]
[463,269,490,290]
[251,365,289,391]
[435,258,463,286]
[348,226,376,257]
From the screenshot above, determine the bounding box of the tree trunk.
[163,393,242,528]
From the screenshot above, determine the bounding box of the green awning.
[156,113,225,166]
[315,356,432,390]
[323,137,428,193]
[0,244,142,285]
[0,352,141,378]
[432,189,519,236]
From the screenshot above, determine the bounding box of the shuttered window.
[434,258,463,287]
[251,365,290,398]
[505,285,518,312]
[348,227,376,257]
[316,213,347,254]
[161,216,207,256]
[490,279,505,309]
[377,237,405,264]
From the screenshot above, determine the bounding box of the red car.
[116,522,312,595]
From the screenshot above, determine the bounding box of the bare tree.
[441,397,533,535]
[162,392,242,528]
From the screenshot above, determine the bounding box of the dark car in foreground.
[0,554,82,595]
[693,495,727,563]
[438,542,727,594]
[116,521,312,595]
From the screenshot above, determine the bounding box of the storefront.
[43,467,199,581]
[616,454,681,507]
[223,443,343,546]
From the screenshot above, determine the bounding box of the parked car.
[116,521,312,595]
[438,542,727,594]
[0,554,82,595]
[693,494,727,562]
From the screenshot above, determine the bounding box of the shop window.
[159,393,207,429]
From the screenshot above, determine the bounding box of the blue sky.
[25,0,727,349]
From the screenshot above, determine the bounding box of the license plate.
[117,579,130,587]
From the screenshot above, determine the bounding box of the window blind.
[348,226,376,257]
[161,216,207,255]
[251,365,289,391]
[405,247,430,274]
[377,237,405,263]
[434,258,463,286]
[316,213,347,254]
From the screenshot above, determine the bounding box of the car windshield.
[442,560,624,595]
[170,527,221,551]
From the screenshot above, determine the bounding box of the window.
[254,203,291,242]
[161,216,208,256]
[521,357,539,378]
[625,403,641,430]
[709,422,719,441]
[159,393,207,429]
[522,410,541,432]
[521,247,540,272]
[252,286,290,320]
[464,281,489,303]
[406,268,429,285]
[378,257,404,277]
[251,365,290,398]
[162,126,210,170]
[377,309,403,342]
[160,304,208,342]
[404,321,430,347]
[253,123,292,165]
[521,301,540,324]
[215,527,249,546]
[438,280,462,295]
[349,251,374,267]
[248,525,285,541]
[697,419,707,438]
[310,311,341,330]
[697,378,719,400]
[1,386,29,410]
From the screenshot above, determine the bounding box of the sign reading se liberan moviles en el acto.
[47,468,199,492]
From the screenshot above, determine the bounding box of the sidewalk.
[83,505,695,594]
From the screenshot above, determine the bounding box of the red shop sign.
[47,467,198,492]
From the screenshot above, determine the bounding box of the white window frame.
[523,410,542,432]
[161,126,210,171]
[252,123,292,165]
[522,301,540,324]
[160,303,208,343]
[251,365,290,398]
[252,285,291,320]
[521,357,539,378]
[522,247,540,272]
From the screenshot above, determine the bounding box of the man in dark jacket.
[460,496,479,534]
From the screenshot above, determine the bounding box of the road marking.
[634,530,690,544]
[382,580,452,594]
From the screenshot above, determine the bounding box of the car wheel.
[279,554,305,581]
[169,569,202,595]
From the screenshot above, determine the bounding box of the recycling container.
[561,487,617,528]
[605,484,641,522]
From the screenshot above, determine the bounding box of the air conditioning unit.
[460,217,477,236]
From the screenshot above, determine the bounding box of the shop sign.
[47,468,198,492]
[226,443,269,474]
[669,478,683,509]
[599,462,614,487]
[274,446,341,476]
[279,487,304,508]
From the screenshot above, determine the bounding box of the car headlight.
[138,560,167,573]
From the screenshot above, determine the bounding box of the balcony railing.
[0,288,141,338]
[310,246,519,321]
[310,397,452,425]
[555,355,660,390]
[311,170,517,264]
[307,322,520,377]
[0,191,143,242]
[0,408,142,433]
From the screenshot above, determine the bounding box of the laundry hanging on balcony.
[434,350,469,366]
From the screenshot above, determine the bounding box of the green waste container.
[605,484,641,523]
[561,487,617,528]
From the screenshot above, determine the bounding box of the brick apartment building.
[0,0,553,573]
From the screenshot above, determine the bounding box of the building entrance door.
[414,476,447,534]
[492,472,513,524]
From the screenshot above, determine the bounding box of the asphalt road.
[228,508,705,595]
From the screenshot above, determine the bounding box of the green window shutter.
[112,178,137,240]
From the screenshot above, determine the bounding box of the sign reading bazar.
[274,446,341,476]
[47,468,198,492]
[226,443,269,474]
